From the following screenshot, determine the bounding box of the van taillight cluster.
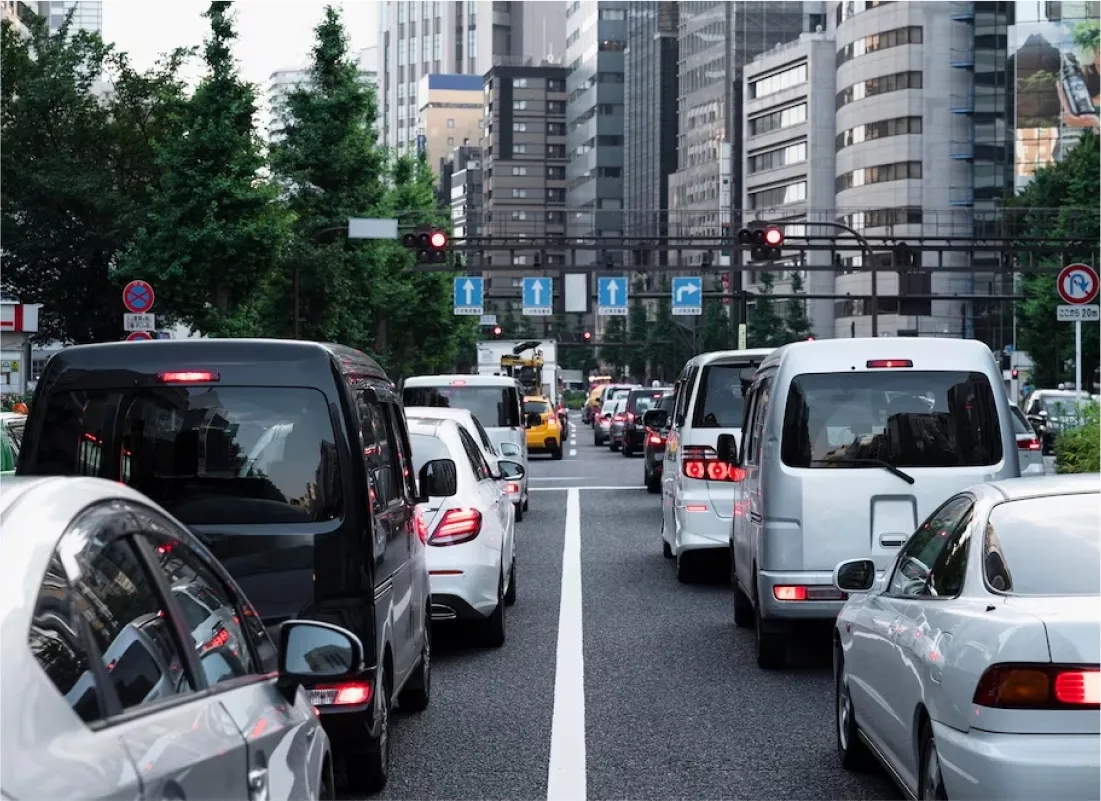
[648,431,665,446]
[973,664,1100,709]
[682,445,744,482]
[156,371,220,383]
[429,508,482,546]
[1018,437,1042,451]
[865,359,913,369]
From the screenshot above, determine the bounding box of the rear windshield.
[691,364,758,429]
[524,400,551,415]
[657,394,675,412]
[628,390,667,414]
[409,432,452,475]
[985,494,1099,595]
[403,385,521,428]
[1009,407,1032,436]
[780,370,1003,468]
[26,386,344,525]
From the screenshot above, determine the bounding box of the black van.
[17,339,430,794]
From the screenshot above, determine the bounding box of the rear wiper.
[809,457,915,485]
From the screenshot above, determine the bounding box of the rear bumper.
[757,570,845,621]
[623,428,645,448]
[933,721,1101,801]
[674,487,730,551]
[429,559,499,617]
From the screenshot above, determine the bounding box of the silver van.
[660,349,774,582]
[724,338,1020,669]
[402,375,528,515]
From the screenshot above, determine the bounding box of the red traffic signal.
[402,228,449,263]
[493,325,503,336]
[430,231,448,249]
[764,227,783,247]
[583,331,592,341]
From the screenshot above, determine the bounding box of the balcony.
[951,47,975,68]
[951,138,974,159]
[951,2,975,21]
[950,93,974,114]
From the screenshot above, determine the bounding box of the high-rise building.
[416,74,484,176]
[268,47,378,142]
[446,144,484,258]
[37,0,100,34]
[377,0,564,155]
[564,0,628,269]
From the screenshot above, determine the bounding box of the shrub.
[1055,402,1101,474]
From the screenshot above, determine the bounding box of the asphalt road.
[373,415,899,801]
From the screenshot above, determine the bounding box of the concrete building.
[416,73,484,177]
[565,0,628,269]
[268,47,378,142]
[2,1,35,37]
[37,0,100,34]
[378,0,564,155]
[0,302,41,396]
[446,144,484,243]
[741,32,837,338]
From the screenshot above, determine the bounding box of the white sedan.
[407,417,521,647]
[833,474,1099,801]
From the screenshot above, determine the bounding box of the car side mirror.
[716,433,740,465]
[642,409,669,429]
[499,442,522,458]
[497,459,525,480]
[834,558,876,593]
[277,619,364,699]
[418,459,458,498]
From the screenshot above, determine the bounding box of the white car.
[407,418,521,647]
[1009,403,1044,476]
[832,475,1100,801]
[0,475,370,801]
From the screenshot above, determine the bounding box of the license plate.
[309,689,338,706]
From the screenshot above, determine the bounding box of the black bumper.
[430,593,488,622]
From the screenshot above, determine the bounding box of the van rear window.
[27,387,343,525]
[403,386,521,428]
[780,371,1003,469]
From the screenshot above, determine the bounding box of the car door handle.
[879,534,907,548]
[248,767,269,801]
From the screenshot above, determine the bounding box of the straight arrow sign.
[607,281,619,306]
[533,280,544,305]
[463,279,475,306]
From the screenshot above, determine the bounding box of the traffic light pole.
[800,221,879,336]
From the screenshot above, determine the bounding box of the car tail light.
[157,371,220,383]
[973,664,1100,709]
[774,585,808,601]
[414,509,428,544]
[451,379,467,386]
[312,682,373,706]
[203,627,230,651]
[429,508,482,546]
[626,412,635,424]
[648,432,665,446]
[1018,437,1041,451]
[613,413,625,422]
[506,481,520,494]
[682,445,745,482]
[865,359,913,369]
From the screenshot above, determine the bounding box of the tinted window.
[628,390,667,414]
[1009,406,1032,436]
[524,400,552,415]
[458,427,491,480]
[888,497,973,597]
[657,394,675,413]
[691,364,759,429]
[984,494,1100,595]
[403,385,521,428]
[470,415,497,454]
[409,432,453,474]
[30,387,344,525]
[112,641,162,708]
[372,404,402,506]
[28,554,103,724]
[780,371,1003,468]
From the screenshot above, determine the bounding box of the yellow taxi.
[523,395,563,460]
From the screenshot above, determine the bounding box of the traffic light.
[735,222,784,262]
[492,325,503,337]
[583,331,592,342]
[401,226,449,264]
[1011,368,1019,379]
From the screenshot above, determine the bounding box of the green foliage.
[647,275,679,382]
[601,316,628,377]
[747,272,786,348]
[626,278,648,378]
[784,270,813,341]
[696,279,731,352]
[1010,131,1100,390]
[1055,402,1101,474]
[121,2,290,337]
[1,14,190,343]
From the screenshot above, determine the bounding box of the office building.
[268,47,378,142]
[37,0,99,34]
[2,1,35,37]
[378,0,564,155]
[565,0,628,269]
[446,144,484,258]
[416,73,484,176]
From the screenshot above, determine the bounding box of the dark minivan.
[17,339,430,795]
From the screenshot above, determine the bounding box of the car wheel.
[622,443,633,457]
[733,579,754,628]
[754,582,786,669]
[610,439,620,452]
[320,756,336,800]
[514,500,523,523]
[646,469,661,494]
[522,496,529,512]
[359,668,391,794]
[551,444,563,460]
[504,557,517,605]
[835,648,874,771]
[662,539,673,558]
[480,573,506,647]
[399,610,431,712]
[919,721,949,800]
[676,549,698,583]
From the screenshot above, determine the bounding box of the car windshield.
[691,364,757,429]
[781,370,1003,468]
[629,390,666,414]
[409,432,452,475]
[403,385,521,428]
[984,494,1100,595]
[26,386,344,525]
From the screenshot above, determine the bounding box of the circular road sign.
[127,331,153,342]
[1057,263,1099,305]
[122,280,155,313]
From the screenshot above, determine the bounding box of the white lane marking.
[548,488,586,801]
[569,448,577,457]
[532,486,648,492]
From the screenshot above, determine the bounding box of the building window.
[397,39,405,66]
[836,0,894,26]
[447,136,455,145]
[748,103,807,136]
[599,8,626,19]
[423,36,431,61]
[514,100,527,111]
[433,33,441,60]
[547,78,566,92]
[468,29,477,59]
[547,211,566,224]
[398,2,405,22]
[837,26,922,67]
[547,122,566,136]
[547,165,565,179]
[836,161,923,192]
[547,101,566,114]
[836,71,922,110]
[514,78,528,88]
[511,211,527,221]
[511,188,529,198]
[750,63,808,100]
[599,40,627,52]
[512,166,528,176]
[837,207,923,230]
[514,122,527,132]
[547,144,566,158]
[514,144,527,153]
[447,118,455,128]
[547,188,566,203]
[836,116,922,150]
[748,180,807,208]
[747,141,808,174]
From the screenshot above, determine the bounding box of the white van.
[725,338,1020,669]
[660,349,774,582]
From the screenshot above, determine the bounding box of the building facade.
[268,47,378,142]
[2,1,35,37]
[417,73,484,176]
[36,0,100,34]
[446,144,484,263]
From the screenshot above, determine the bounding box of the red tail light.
[682,446,745,482]
[506,481,520,494]
[1018,437,1041,451]
[626,412,635,424]
[414,509,428,544]
[613,413,625,422]
[203,627,229,651]
[865,359,913,369]
[648,432,665,446]
[313,681,373,706]
[156,371,220,383]
[429,508,482,546]
[774,585,808,601]
[451,379,467,386]
[973,664,1100,709]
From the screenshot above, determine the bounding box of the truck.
[476,340,560,407]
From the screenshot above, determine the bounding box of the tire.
[504,557,517,605]
[754,591,787,669]
[918,720,949,800]
[479,573,506,647]
[646,468,661,494]
[733,582,754,628]
[320,757,336,800]
[622,442,633,457]
[610,439,620,452]
[514,501,523,523]
[676,549,698,583]
[835,648,875,772]
[352,668,391,795]
[662,539,673,559]
[399,612,431,712]
[551,444,563,460]
[522,496,529,512]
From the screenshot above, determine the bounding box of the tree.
[747,271,786,348]
[601,316,628,377]
[626,278,648,379]
[698,278,733,352]
[647,276,680,382]
[1,14,190,343]
[784,269,813,341]
[120,2,290,337]
[1010,131,1099,390]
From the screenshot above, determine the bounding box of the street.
[377,414,899,801]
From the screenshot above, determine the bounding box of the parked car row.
[3,339,530,799]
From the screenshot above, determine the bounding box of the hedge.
[1055,402,1101,474]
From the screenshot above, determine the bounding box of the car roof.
[404,374,520,387]
[758,336,997,373]
[523,395,550,402]
[682,348,774,369]
[404,405,476,423]
[984,474,1100,501]
[407,417,448,437]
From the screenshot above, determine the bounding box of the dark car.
[17,338,431,795]
[620,387,673,457]
[642,393,675,492]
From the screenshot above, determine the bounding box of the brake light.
[313,682,373,706]
[451,379,467,386]
[429,508,482,546]
[973,664,1100,709]
[613,414,624,422]
[865,359,913,369]
[626,412,635,424]
[156,371,220,383]
[682,446,745,482]
[1018,437,1042,451]
[774,585,808,601]
[648,433,665,445]
[414,509,428,544]
[506,481,520,494]
[203,627,230,651]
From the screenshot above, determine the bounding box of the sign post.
[671,277,702,316]
[597,277,627,316]
[453,276,484,316]
[1056,263,1099,393]
[122,280,156,341]
[522,277,553,316]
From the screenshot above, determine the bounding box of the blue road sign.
[453,276,484,315]
[671,276,703,316]
[522,277,553,316]
[597,276,628,316]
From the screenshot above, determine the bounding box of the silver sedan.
[0,476,367,801]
